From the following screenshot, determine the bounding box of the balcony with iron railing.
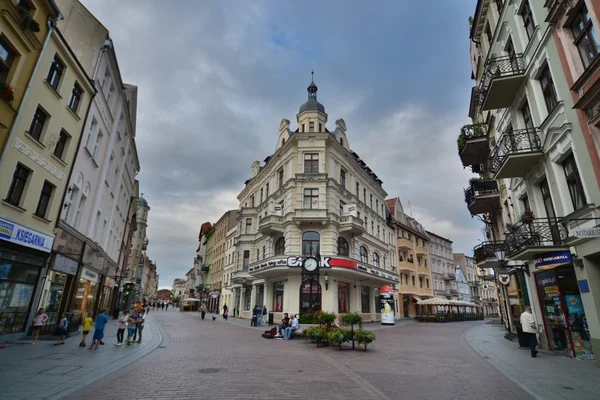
[478,54,527,110]
[489,128,544,179]
[504,217,569,260]
[258,215,285,235]
[473,241,504,269]
[464,179,500,215]
[339,215,365,235]
[442,272,456,281]
[545,0,571,23]
[458,124,489,167]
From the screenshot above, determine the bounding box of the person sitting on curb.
[283,314,299,340]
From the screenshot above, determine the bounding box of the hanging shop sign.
[533,251,573,270]
[52,254,78,275]
[0,216,54,253]
[81,267,100,283]
[498,274,510,285]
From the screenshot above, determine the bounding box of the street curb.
[44,313,164,400]
[464,323,542,400]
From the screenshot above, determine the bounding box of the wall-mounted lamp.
[324,273,329,291]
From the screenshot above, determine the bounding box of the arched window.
[373,252,380,267]
[337,237,349,257]
[275,237,285,255]
[302,231,320,256]
[360,246,368,263]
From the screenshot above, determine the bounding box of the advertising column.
[379,285,395,325]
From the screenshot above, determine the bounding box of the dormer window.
[309,122,314,132]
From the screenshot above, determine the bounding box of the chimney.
[252,161,260,177]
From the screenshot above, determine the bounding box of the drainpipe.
[0,15,62,168]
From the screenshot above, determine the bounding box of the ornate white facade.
[229,79,399,322]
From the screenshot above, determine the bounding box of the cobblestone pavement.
[466,322,600,400]
[0,311,162,400]
[65,312,531,400]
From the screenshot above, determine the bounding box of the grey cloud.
[81,0,479,288]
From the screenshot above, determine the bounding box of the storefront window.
[300,279,321,314]
[255,284,264,308]
[338,282,350,313]
[38,270,67,327]
[361,286,370,313]
[536,267,594,360]
[243,288,251,310]
[0,256,42,335]
[72,278,98,320]
[272,282,283,312]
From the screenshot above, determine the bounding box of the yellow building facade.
[0,11,94,340]
[0,0,60,155]
[387,197,433,318]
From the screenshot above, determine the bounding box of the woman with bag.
[54,313,68,345]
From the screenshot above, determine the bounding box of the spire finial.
[311,70,314,83]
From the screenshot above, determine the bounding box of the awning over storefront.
[412,296,422,302]
[416,297,479,307]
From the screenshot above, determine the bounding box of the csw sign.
[533,251,573,270]
[0,216,54,253]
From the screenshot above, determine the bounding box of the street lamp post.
[112,266,129,319]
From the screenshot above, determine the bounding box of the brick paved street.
[64,312,531,400]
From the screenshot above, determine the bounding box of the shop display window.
[0,262,40,334]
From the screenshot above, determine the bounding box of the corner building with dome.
[230,78,401,322]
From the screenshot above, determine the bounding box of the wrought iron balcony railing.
[478,54,526,101]
[504,218,568,257]
[473,241,504,263]
[489,128,542,174]
[464,179,499,206]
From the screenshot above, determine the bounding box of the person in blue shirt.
[90,309,109,350]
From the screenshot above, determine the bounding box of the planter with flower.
[521,209,534,224]
[0,82,14,104]
[327,328,354,350]
[341,312,363,350]
[354,330,376,351]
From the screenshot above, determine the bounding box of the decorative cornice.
[14,138,65,181]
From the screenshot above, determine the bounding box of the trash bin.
[268,312,274,325]
[515,323,529,348]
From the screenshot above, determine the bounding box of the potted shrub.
[327,328,353,350]
[341,312,363,349]
[505,222,518,233]
[313,326,327,347]
[354,330,376,351]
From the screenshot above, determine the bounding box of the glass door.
[535,269,572,357]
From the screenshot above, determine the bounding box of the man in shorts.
[90,309,109,350]
[80,313,93,347]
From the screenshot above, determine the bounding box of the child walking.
[126,311,137,345]
[79,313,93,347]
[54,313,68,345]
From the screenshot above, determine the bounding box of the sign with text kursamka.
[533,251,573,270]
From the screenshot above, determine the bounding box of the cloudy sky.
[81,0,481,289]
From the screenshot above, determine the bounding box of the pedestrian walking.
[262,305,267,325]
[79,313,93,347]
[90,309,109,350]
[200,303,206,320]
[31,308,48,345]
[251,305,258,326]
[136,310,146,343]
[520,306,538,358]
[146,304,150,315]
[256,304,263,326]
[222,304,228,320]
[54,313,68,345]
[161,302,165,310]
[126,311,137,345]
[115,311,129,346]
[166,302,169,311]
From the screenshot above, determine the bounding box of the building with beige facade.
[386,198,433,318]
[427,231,457,300]
[206,209,238,313]
[0,2,95,341]
[221,223,237,314]
[228,78,399,323]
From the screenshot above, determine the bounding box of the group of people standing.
[30,304,149,348]
[251,305,268,326]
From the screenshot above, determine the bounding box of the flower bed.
[301,311,376,351]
